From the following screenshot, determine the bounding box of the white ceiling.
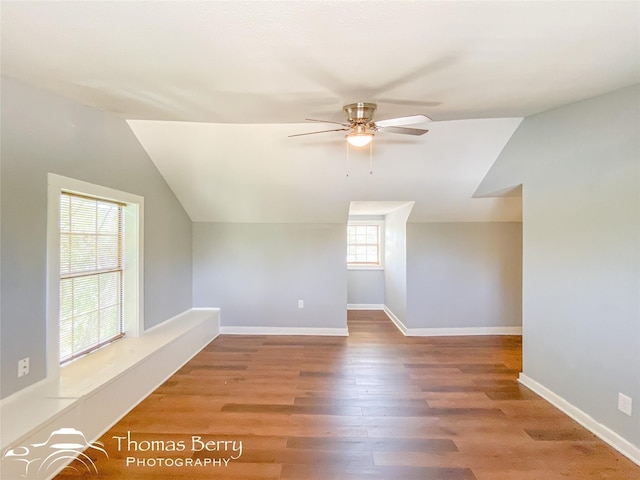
[2,1,639,223]
[128,117,522,222]
[349,201,416,217]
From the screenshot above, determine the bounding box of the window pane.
[60,316,73,360]
[60,234,71,275]
[100,305,120,341]
[100,271,121,307]
[73,312,100,353]
[60,195,70,233]
[70,197,97,234]
[97,203,119,234]
[77,276,99,315]
[69,234,97,273]
[60,279,73,320]
[97,235,119,270]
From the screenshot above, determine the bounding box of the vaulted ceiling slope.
[128,118,523,223]
[2,2,639,223]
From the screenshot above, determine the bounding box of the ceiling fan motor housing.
[343,103,377,124]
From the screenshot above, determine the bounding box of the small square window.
[347,223,383,268]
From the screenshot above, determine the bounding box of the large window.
[59,192,125,363]
[347,222,383,268]
[47,174,143,377]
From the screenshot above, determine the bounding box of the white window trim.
[47,174,144,379]
[347,220,385,271]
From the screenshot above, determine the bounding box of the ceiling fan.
[289,102,431,147]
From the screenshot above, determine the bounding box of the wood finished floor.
[58,311,639,479]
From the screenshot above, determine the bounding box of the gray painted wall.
[383,205,413,323]
[478,84,640,447]
[193,223,347,329]
[347,270,385,305]
[1,78,193,399]
[406,222,522,329]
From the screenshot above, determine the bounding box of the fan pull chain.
[369,141,373,175]
[346,141,350,177]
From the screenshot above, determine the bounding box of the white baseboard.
[381,306,521,336]
[347,304,384,310]
[220,326,349,336]
[407,326,522,336]
[0,308,220,480]
[518,373,640,466]
[383,305,408,335]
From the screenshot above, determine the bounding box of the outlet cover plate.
[18,357,30,377]
[618,393,633,416]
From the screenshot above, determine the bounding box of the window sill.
[347,265,384,271]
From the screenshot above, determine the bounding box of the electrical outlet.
[298,300,304,309]
[18,357,29,377]
[618,393,633,416]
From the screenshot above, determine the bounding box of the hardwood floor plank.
[221,403,364,416]
[524,428,599,442]
[281,464,477,480]
[293,396,429,408]
[286,436,458,453]
[55,310,638,479]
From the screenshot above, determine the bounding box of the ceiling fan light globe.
[347,133,373,147]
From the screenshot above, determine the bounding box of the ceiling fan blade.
[305,118,350,126]
[375,114,432,127]
[288,128,350,138]
[378,126,429,136]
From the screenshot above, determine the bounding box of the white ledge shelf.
[0,308,219,460]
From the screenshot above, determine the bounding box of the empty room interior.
[0,2,639,479]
